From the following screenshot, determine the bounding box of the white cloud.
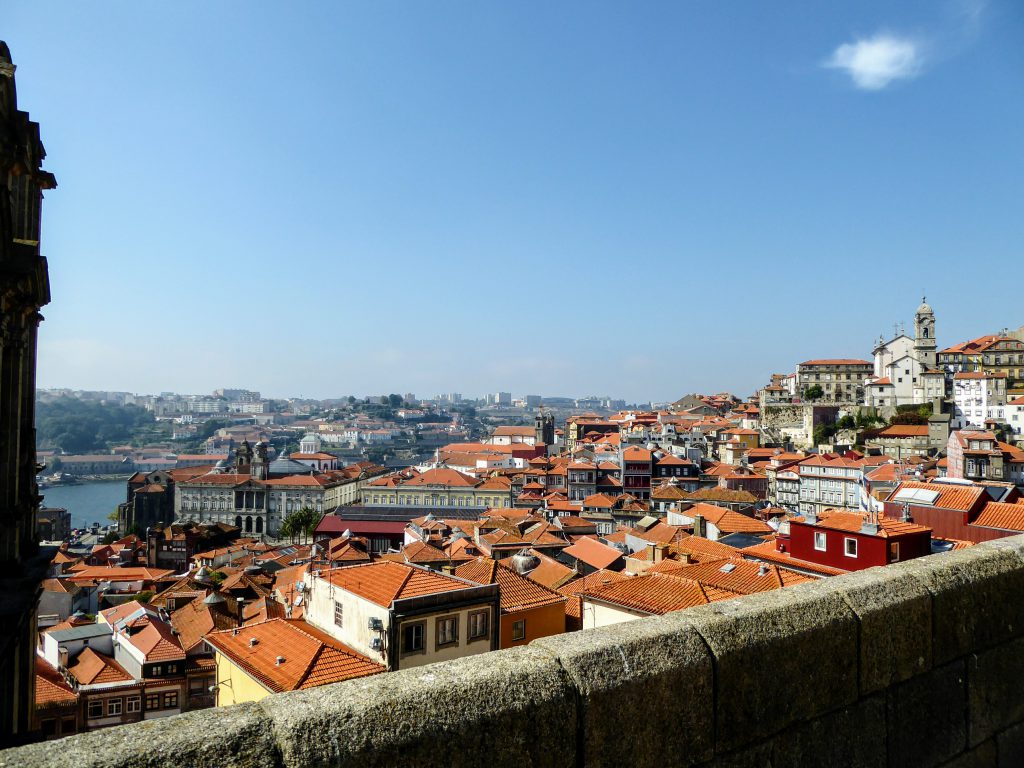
[824,34,923,91]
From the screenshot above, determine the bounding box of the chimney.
[275,655,285,665]
[693,514,705,538]
[654,544,668,563]
[758,563,769,577]
[248,637,258,648]
[646,542,657,562]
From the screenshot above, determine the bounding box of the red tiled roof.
[67,566,174,583]
[874,425,930,438]
[35,659,76,706]
[972,501,1024,532]
[582,574,734,615]
[954,371,1007,379]
[205,618,383,693]
[800,359,872,366]
[562,537,624,571]
[667,557,811,594]
[797,510,930,538]
[672,535,741,562]
[454,558,565,613]
[124,619,186,662]
[886,480,986,513]
[66,647,134,686]
[319,561,480,608]
[170,594,237,652]
[686,503,772,534]
[740,540,848,576]
[525,555,577,591]
[401,467,480,487]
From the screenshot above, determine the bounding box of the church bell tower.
[914,297,937,369]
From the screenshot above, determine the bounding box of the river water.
[40,480,126,530]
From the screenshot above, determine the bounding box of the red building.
[780,510,932,572]
[881,479,1022,544]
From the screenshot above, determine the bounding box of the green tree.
[836,414,856,430]
[804,385,824,401]
[855,411,883,429]
[133,590,155,604]
[35,397,157,453]
[281,506,320,544]
[388,393,403,409]
[813,422,838,445]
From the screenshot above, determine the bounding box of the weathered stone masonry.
[5,534,1024,767]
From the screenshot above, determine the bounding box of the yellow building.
[206,617,382,706]
[361,467,513,510]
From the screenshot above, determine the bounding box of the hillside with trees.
[35,397,161,453]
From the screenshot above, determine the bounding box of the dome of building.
[203,591,226,605]
[917,296,933,315]
[268,452,316,476]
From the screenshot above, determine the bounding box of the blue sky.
[7,1,1023,403]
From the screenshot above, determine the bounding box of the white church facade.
[865,299,946,407]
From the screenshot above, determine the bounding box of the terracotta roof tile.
[886,480,985,513]
[35,659,77,706]
[665,557,812,594]
[124,619,186,662]
[67,647,134,686]
[562,537,625,571]
[205,618,383,693]
[740,540,847,576]
[320,561,480,608]
[171,594,237,652]
[454,558,565,613]
[685,503,773,534]
[971,501,1024,532]
[582,573,733,615]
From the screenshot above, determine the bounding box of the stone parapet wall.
[5,535,1024,767]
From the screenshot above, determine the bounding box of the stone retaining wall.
[5,535,1024,767]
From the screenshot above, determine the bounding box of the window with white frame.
[814,531,827,551]
[844,537,858,558]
